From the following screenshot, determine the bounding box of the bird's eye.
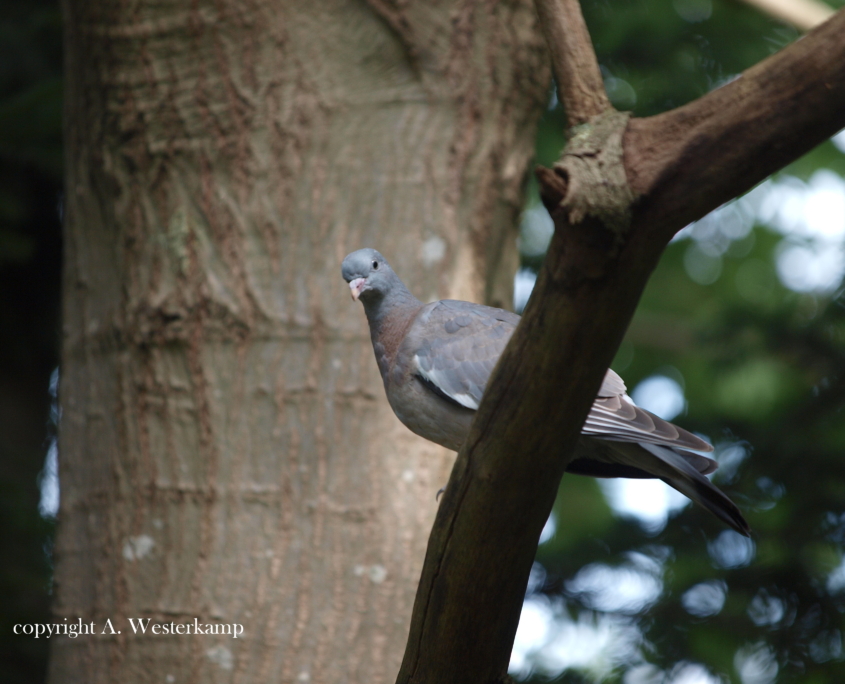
[372,260,379,270]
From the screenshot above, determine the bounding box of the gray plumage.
[342,248,750,536]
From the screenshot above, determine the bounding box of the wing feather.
[411,300,517,411]
[410,300,713,455]
[583,390,712,453]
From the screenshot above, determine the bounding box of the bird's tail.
[635,442,751,537]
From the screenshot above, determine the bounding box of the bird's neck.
[363,285,422,372]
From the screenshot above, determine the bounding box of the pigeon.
[341,247,750,536]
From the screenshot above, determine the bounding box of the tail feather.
[573,437,751,536]
[636,443,751,537]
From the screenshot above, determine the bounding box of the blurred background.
[0,1,62,682]
[2,0,844,682]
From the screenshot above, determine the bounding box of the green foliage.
[537,477,616,558]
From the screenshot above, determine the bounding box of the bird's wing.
[583,368,715,459]
[411,303,712,457]
[410,300,519,410]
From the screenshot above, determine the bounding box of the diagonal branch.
[532,0,611,127]
[396,7,845,684]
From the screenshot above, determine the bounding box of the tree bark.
[50,1,547,683]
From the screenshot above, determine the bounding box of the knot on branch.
[556,110,633,238]
[536,110,635,283]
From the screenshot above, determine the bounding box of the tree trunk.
[50,1,547,682]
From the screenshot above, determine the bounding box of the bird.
[341,247,750,536]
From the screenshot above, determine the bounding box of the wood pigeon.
[342,248,750,536]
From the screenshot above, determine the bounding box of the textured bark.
[50,1,548,683]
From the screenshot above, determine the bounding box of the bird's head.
[341,248,395,302]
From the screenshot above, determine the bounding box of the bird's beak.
[349,277,366,301]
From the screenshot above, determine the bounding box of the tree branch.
[396,7,845,684]
[625,8,845,243]
[737,0,835,32]
[532,0,610,127]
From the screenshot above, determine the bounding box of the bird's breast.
[385,370,473,452]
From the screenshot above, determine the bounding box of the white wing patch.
[599,369,628,397]
[413,354,481,410]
